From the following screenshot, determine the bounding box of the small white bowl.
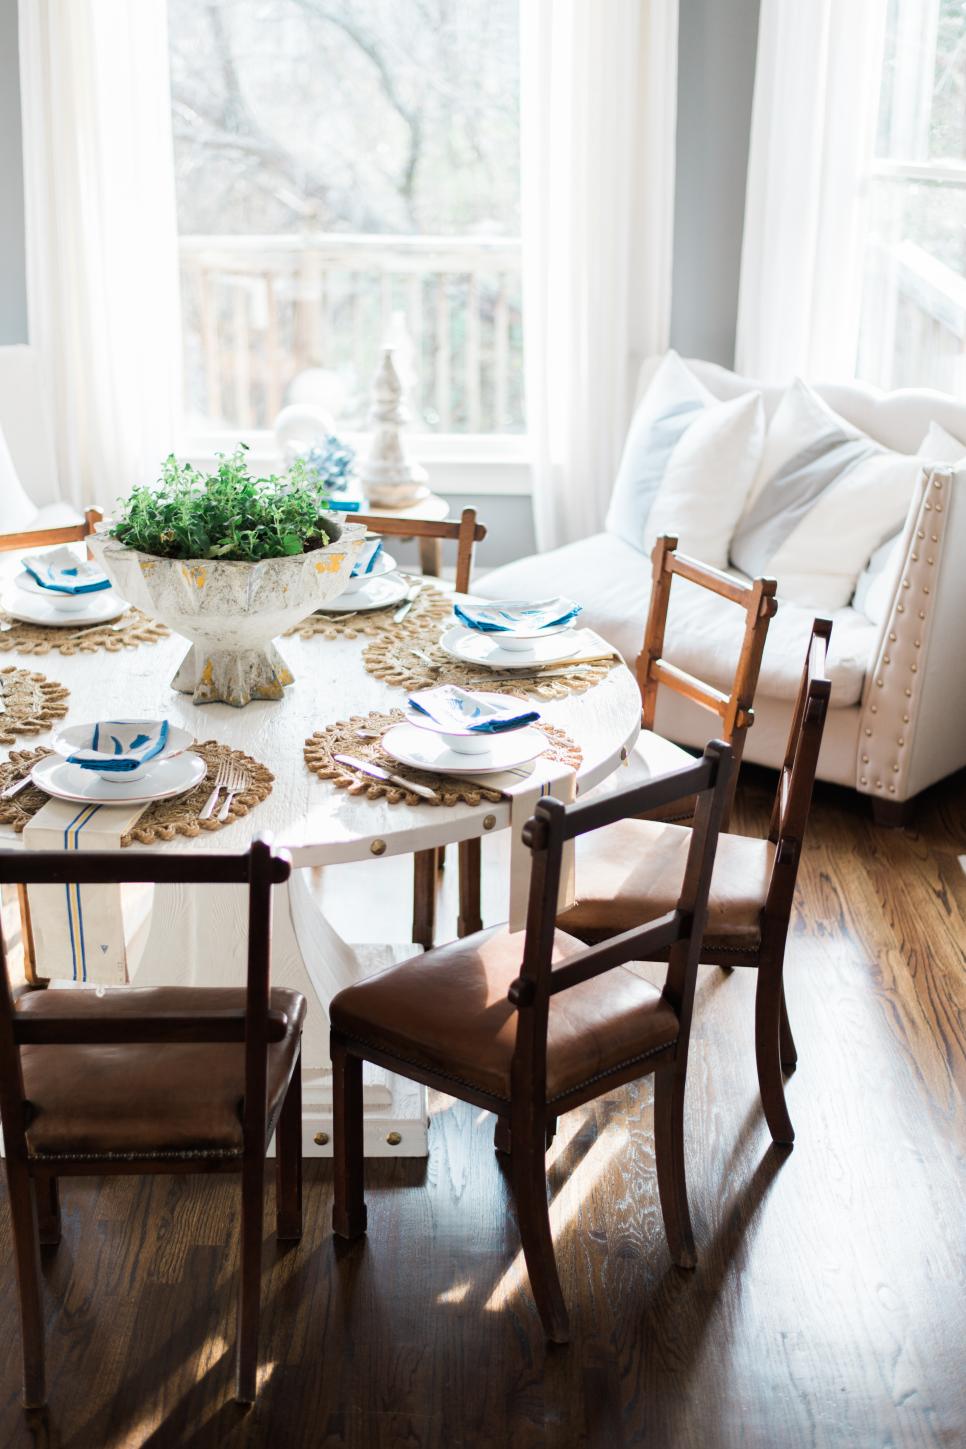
[341,549,397,595]
[52,722,195,783]
[16,572,110,614]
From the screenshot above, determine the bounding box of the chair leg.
[6,1162,46,1408]
[36,1173,61,1247]
[332,1035,367,1239]
[494,1113,556,1154]
[755,963,795,1145]
[457,838,482,938]
[653,1066,697,1268]
[508,1109,569,1343]
[275,1048,303,1242]
[235,1156,265,1404]
[412,849,437,950]
[779,984,797,1071]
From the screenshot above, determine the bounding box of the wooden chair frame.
[352,507,487,949]
[0,506,104,556]
[0,839,300,1409]
[637,534,778,820]
[332,741,735,1342]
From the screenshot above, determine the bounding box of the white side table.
[338,492,450,576]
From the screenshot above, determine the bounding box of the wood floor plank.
[0,768,963,1447]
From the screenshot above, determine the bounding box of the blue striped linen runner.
[22,797,150,983]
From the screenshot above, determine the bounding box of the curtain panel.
[18,0,181,509]
[735,0,888,383]
[521,0,678,551]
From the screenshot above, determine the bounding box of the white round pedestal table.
[0,579,640,1157]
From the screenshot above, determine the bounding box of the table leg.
[128,872,429,1158]
[418,535,442,578]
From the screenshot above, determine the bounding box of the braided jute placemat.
[285,577,452,641]
[0,667,70,746]
[304,707,582,808]
[361,634,620,702]
[0,608,169,657]
[0,740,272,845]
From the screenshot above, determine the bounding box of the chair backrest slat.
[637,536,778,813]
[0,508,103,557]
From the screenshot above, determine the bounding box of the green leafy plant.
[109,447,342,562]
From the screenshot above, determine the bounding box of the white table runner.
[23,799,147,983]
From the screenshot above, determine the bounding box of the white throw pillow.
[0,418,38,533]
[730,379,926,610]
[852,420,966,625]
[605,350,764,568]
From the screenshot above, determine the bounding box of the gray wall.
[669,0,760,367]
[0,0,27,345]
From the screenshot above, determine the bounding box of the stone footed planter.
[89,523,365,707]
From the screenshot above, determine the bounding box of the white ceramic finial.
[359,348,429,507]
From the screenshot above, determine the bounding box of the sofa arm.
[856,464,966,804]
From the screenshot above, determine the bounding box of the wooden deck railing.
[178,233,524,436]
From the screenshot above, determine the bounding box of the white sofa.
[0,344,83,533]
[479,358,966,822]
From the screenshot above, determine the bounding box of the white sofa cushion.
[730,379,926,611]
[605,351,764,568]
[478,532,876,708]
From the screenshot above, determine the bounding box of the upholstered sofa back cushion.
[605,351,764,568]
[729,379,929,610]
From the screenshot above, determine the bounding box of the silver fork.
[218,763,250,822]
[199,758,233,820]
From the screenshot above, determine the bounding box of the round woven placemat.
[0,740,273,845]
[284,578,452,641]
[361,635,620,701]
[304,707,582,808]
[0,608,169,657]
[0,667,70,746]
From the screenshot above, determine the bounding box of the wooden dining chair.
[330,740,735,1342]
[630,534,778,824]
[0,507,103,555]
[0,838,303,1410]
[352,506,487,949]
[560,619,833,1145]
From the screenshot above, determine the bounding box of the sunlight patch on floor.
[483,1123,624,1313]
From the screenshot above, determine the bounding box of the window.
[856,0,966,395]
[167,0,523,444]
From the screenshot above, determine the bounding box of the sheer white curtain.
[19,0,181,510]
[521,0,678,551]
[735,0,888,382]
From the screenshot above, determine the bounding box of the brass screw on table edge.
[370,839,387,856]
[386,1131,402,1146]
[483,814,496,830]
[313,1132,329,1147]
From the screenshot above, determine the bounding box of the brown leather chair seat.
[560,818,774,943]
[330,926,680,1104]
[17,986,306,1162]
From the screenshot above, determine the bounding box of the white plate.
[439,624,580,670]
[319,572,409,614]
[3,586,128,628]
[381,721,547,775]
[343,550,397,593]
[30,751,207,806]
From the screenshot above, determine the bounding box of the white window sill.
[178,432,533,497]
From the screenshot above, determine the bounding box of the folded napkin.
[23,797,151,982]
[408,685,539,734]
[350,538,383,577]
[21,545,111,595]
[67,719,169,774]
[453,597,582,635]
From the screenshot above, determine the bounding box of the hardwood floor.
[1,767,963,1448]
